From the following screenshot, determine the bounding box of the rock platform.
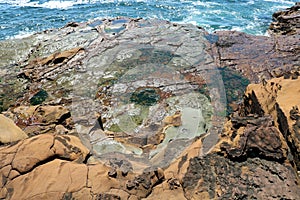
[0,3,299,200]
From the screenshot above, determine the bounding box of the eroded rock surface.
[0,134,165,200]
[241,70,300,170]
[211,29,299,84]
[1,17,226,170]
[269,2,300,36]
[0,134,89,199]
[182,154,300,200]
[215,115,289,162]
[0,3,300,200]
[3,105,73,136]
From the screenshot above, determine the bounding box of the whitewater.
[0,0,297,40]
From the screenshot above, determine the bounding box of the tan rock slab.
[11,134,89,174]
[6,159,88,200]
[0,114,27,144]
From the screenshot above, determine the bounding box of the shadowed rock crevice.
[216,115,288,163]
[241,72,300,170]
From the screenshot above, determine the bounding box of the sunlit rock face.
[1,4,300,198]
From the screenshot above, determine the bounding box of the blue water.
[0,0,297,40]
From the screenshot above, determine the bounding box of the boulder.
[0,114,27,144]
[241,71,300,169]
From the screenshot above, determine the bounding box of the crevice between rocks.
[11,156,75,180]
[275,103,299,170]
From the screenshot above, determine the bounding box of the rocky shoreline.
[0,3,299,200]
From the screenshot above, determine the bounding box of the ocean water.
[0,0,297,40]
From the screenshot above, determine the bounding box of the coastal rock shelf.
[70,19,224,168]
[0,3,300,200]
[1,18,227,169]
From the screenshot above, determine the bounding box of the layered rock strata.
[269,2,300,36]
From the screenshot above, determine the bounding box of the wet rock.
[130,87,161,106]
[269,2,300,36]
[29,89,48,105]
[219,67,250,113]
[0,114,27,144]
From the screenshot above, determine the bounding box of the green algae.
[108,123,123,132]
[130,87,160,106]
[220,67,250,114]
[30,89,49,105]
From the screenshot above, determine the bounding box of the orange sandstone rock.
[0,114,28,144]
[242,73,300,168]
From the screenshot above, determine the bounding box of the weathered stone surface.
[4,105,73,136]
[160,108,299,199]
[0,114,27,144]
[1,93,300,200]
[241,71,300,170]
[0,22,98,112]
[6,160,88,200]
[214,115,289,162]
[0,135,90,199]
[0,134,89,175]
[144,179,186,200]
[211,31,299,83]
[0,4,300,200]
[20,47,84,81]
[182,154,300,200]
[0,133,166,200]
[269,2,300,36]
